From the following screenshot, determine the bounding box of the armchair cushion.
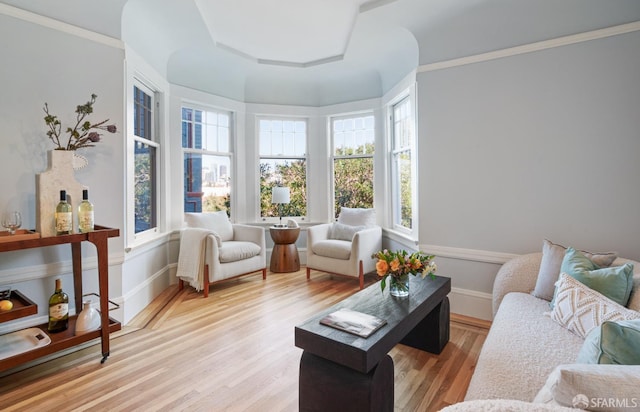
[218,241,261,263]
[184,211,233,242]
[329,222,366,241]
[337,207,376,227]
[312,239,352,260]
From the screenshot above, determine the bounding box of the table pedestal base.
[299,352,394,412]
[401,297,450,354]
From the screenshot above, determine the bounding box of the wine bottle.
[48,278,69,333]
[78,189,94,233]
[55,190,72,235]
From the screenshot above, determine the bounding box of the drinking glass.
[2,211,22,235]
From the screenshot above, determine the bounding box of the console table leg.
[400,296,450,354]
[299,352,393,412]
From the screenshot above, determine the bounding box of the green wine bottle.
[78,189,94,233]
[48,278,69,333]
[55,190,72,235]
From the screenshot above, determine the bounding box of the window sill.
[382,228,418,248]
[125,231,175,255]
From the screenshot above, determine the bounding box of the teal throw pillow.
[553,247,634,307]
[577,319,640,364]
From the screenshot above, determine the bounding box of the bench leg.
[299,352,393,412]
[400,296,450,354]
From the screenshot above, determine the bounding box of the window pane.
[182,108,231,152]
[134,141,156,233]
[182,106,234,216]
[334,157,373,218]
[333,115,374,155]
[331,114,375,218]
[395,150,412,229]
[134,86,152,140]
[260,119,307,156]
[184,153,231,213]
[259,159,306,218]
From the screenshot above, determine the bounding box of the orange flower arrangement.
[372,249,437,293]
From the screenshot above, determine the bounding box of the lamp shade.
[271,186,290,204]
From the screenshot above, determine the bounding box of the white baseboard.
[120,265,173,325]
[449,287,493,321]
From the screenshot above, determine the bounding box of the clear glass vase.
[389,274,409,297]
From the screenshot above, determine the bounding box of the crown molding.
[0,3,124,50]
[418,21,640,73]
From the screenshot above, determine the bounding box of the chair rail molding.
[419,244,518,265]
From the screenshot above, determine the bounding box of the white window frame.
[257,116,308,224]
[330,112,375,219]
[126,78,162,246]
[181,104,234,216]
[388,92,418,237]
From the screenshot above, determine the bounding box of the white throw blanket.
[176,228,211,291]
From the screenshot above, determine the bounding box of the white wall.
[416,30,640,319]
[0,12,126,330]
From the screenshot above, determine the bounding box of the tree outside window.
[133,84,157,234]
[259,119,307,220]
[332,115,374,218]
[391,97,414,230]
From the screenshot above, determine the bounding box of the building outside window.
[182,107,233,215]
[258,118,307,221]
[331,114,375,218]
[133,84,158,234]
[391,96,415,231]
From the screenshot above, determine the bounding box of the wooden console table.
[0,225,120,372]
[295,275,451,411]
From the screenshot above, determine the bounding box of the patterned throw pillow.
[547,273,640,338]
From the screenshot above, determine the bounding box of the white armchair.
[306,208,382,289]
[177,212,267,297]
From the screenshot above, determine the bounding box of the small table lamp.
[271,186,290,227]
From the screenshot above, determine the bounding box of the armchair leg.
[306,267,311,280]
[262,268,267,280]
[358,260,364,290]
[178,279,184,291]
[203,264,210,298]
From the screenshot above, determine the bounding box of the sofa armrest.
[492,252,542,316]
[232,224,265,252]
[307,223,331,246]
[351,226,382,273]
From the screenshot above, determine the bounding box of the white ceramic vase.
[75,301,100,335]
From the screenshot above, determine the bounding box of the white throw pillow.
[329,222,365,241]
[547,273,640,338]
[534,364,640,411]
[184,211,234,242]
[337,207,376,227]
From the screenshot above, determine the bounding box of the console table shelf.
[0,225,120,372]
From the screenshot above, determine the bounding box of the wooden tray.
[0,290,38,323]
[0,230,40,243]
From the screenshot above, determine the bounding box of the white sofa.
[458,247,640,411]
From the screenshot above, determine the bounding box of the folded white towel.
[176,228,212,291]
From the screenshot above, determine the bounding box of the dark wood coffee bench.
[295,275,451,411]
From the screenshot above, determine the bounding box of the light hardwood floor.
[0,269,488,412]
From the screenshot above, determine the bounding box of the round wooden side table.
[269,226,300,273]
